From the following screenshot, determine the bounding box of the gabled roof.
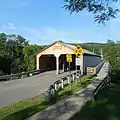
[35,41,101,57]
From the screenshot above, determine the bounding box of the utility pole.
[101,48,103,60]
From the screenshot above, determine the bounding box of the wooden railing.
[86,62,111,101]
[94,61,104,74]
[92,74,110,100]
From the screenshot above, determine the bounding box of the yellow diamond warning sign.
[66,54,72,62]
[90,68,94,73]
[74,45,84,58]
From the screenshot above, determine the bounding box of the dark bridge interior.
[39,54,76,73]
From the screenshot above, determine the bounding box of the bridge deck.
[0,70,75,108]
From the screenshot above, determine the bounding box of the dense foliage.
[0,32,120,75]
[64,0,119,24]
[0,33,43,75]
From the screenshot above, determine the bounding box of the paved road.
[0,71,73,108]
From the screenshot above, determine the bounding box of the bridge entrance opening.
[39,55,56,72]
[59,54,76,73]
[39,54,76,74]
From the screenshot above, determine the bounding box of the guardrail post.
[10,74,13,80]
[29,73,33,77]
[67,75,70,84]
[61,79,64,89]
[76,73,79,85]
[72,74,75,81]
[55,83,58,91]
[21,72,24,78]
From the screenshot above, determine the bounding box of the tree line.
[0,32,120,76]
[0,33,46,75]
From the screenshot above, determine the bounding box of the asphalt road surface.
[0,70,73,108]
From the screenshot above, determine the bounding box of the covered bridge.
[36,41,102,75]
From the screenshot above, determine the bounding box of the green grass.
[69,79,120,120]
[57,75,95,100]
[0,75,95,120]
[0,95,48,120]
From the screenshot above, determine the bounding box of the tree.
[0,33,7,54]
[23,45,42,71]
[5,34,29,73]
[103,40,120,71]
[64,0,119,24]
[0,33,7,42]
[0,33,45,75]
[116,41,120,44]
[107,39,115,44]
[0,55,12,74]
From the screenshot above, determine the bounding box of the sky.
[0,0,120,45]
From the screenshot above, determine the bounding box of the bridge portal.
[36,41,102,75]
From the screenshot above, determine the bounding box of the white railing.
[44,71,81,98]
[45,62,111,102]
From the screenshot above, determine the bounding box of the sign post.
[66,54,72,91]
[68,62,72,91]
[76,57,81,85]
[74,45,84,85]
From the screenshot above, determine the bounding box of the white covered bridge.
[36,41,103,75]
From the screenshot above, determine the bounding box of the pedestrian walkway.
[26,62,110,120]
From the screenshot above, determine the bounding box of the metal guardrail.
[0,68,52,81]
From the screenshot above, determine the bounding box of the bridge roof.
[36,41,100,57]
[61,42,100,56]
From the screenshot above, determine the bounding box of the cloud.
[0,24,71,44]
[1,15,120,45]
[7,23,16,30]
[0,24,107,45]
[1,23,16,30]
[20,26,70,45]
